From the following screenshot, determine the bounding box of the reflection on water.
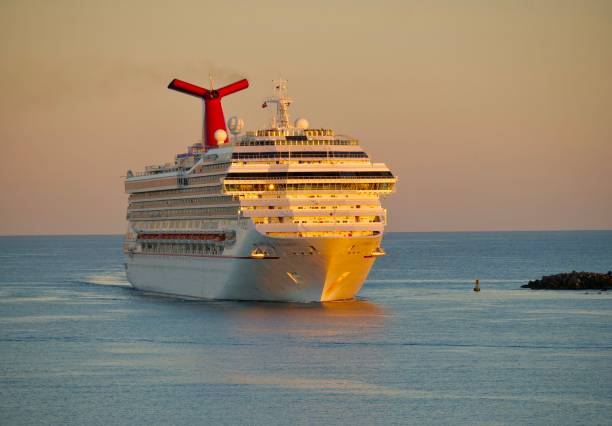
[228,299,387,338]
[227,373,407,397]
[321,299,386,315]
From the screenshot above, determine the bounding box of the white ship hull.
[125,231,382,302]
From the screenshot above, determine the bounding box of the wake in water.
[76,269,130,287]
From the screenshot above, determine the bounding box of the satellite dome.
[295,118,309,130]
[227,116,245,136]
[214,129,228,144]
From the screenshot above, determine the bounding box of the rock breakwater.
[522,271,612,290]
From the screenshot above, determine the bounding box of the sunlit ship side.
[123,78,396,302]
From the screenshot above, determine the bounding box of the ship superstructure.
[123,77,396,302]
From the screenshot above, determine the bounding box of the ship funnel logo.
[168,77,249,148]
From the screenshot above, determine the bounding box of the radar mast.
[264,79,292,129]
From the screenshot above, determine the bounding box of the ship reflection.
[229,299,388,338]
[140,291,389,338]
[320,299,384,314]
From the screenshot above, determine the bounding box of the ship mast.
[265,79,292,129]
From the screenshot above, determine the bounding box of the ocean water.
[1,231,611,425]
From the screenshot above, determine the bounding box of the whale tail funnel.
[168,78,249,148]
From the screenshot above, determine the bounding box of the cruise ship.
[123,77,396,302]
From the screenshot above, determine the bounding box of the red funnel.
[168,78,249,148]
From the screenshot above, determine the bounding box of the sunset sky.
[1,0,611,234]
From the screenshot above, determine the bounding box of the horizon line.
[1,228,611,237]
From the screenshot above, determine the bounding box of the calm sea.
[1,232,611,425]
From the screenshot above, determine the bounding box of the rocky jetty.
[522,271,612,290]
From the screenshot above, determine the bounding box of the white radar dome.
[295,118,309,130]
[227,116,245,136]
[214,129,228,144]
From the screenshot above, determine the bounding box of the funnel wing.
[168,79,209,98]
[217,79,249,98]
